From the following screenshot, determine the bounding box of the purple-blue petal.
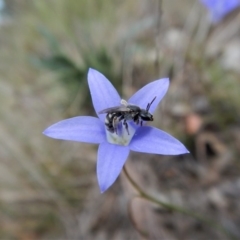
[200,0,240,22]
[97,142,129,193]
[128,78,169,114]
[43,116,106,144]
[129,126,189,155]
[88,68,121,121]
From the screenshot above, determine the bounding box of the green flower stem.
[123,165,236,240]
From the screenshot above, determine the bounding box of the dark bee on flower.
[98,96,156,135]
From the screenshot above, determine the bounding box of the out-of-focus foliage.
[0,0,240,239]
[30,27,122,112]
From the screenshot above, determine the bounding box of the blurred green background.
[0,0,240,239]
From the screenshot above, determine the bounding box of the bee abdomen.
[105,113,117,133]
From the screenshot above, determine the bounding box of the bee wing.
[126,103,139,107]
[98,106,130,114]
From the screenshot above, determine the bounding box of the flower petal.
[201,0,240,22]
[129,126,189,155]
[88,68,121,121]
[128,78,169,114]
[43,116,106,144]
[97,142,129,193]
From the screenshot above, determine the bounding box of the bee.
[98,96,156,135]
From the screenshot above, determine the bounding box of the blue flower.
[43,69,189,193]
[200,0,240,22]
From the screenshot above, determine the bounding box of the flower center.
[105,121,137,146]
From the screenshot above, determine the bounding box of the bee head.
[140,110,154,121]
[140,96,156,121]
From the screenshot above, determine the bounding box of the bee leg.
[135,118,139,125]
[113,116,119,134]
[133,115,139,125]
[140,120,143,126]
[123,119,129,135]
